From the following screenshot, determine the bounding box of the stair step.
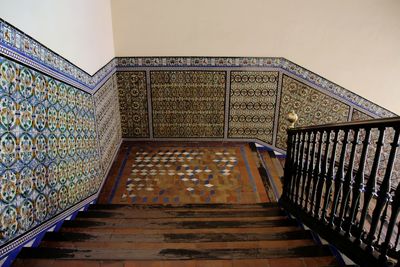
[76,209,285,219]
[42,229,313,243]
[59,226,302,234]
[88,203,278,211]
[73,216,287,223]
[12,256,339,267]
[39,239,316,250]
[268,151,284,178]
[17,245,333,260]
[61,218,297,229]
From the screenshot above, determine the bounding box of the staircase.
[13,203,340,266]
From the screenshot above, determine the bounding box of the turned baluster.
[338,128,360,231]
[346,127,372,237]
[395,222,400,267]
[287,131,298,201]
[380,184,400,263]
[322,129,339,223]
[310,130,323,215]
[329,129,349,227]
[295,132,306,205]
[290,132,302,201]
[376,200,390,249]
[379,128,400,263]
[356,127,385,244]
[314,130,330,219]
[300,131,312,208]
[366,128,400,253]
[304,131,317,212]
[395,222,400,254]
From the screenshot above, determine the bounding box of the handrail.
[291,117,400,131]
[280,116,400,266]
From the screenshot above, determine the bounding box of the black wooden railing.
[280,117,400,266]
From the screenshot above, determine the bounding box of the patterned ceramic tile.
[117,71,149,138]
[276,75,350,149]
[0,56,100,245]
[352,127,400,190]
[151,71,226,138]
[228,71,279,143]
[94,74,122,175]
[351,109,374,121]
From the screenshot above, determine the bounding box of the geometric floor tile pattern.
[100,142,269,204]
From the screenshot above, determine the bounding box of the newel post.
[282,111,298,201]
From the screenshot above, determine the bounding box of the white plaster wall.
[111,0,400,115]
[0,0,115,75]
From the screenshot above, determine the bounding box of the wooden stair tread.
[39,239,316,249]
[12,256,339,267]
[88,203,278,210]
[61,218,297,229]
[17,245,334,260]
[42,229,313,243]
[76,209,285,219]
[259,151,283,197]
[59,226,302,234]
[72,216,288,223]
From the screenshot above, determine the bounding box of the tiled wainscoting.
[0,17,395,265]
[116,69,378,151]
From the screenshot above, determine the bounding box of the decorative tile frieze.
[151,71,226,138]
[228,71,279,143]
[0,19,117,91]
[117,71,149,138]
[276,75,350,149]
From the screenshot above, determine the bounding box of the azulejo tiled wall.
[94,74,121,175]
[228,71,279,143]
[117,71,149,138]
[276,75,351,149]
[151,71,226,138]
[114,69,395,150]
[351,109,374,121]
[0,56,100,245]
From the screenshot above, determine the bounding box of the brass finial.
[287,110,298,129]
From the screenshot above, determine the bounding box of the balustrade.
[280,116,400,266]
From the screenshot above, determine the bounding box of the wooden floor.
[98,142,270,204]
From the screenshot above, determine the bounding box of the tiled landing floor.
[98,142,269,204]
